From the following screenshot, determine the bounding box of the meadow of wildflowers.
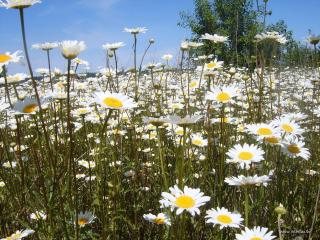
[0,0,320,239]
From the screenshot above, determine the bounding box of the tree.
[179,0,261,66]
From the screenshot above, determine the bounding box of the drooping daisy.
[76,211,96,228]
[255,31,287,44]
[206,85,238,104]
[224,174,272,187]
[102,42,125,51]
[165,115,202,127]
[160,185,210,216]
[205,207,243,229]
[1,229,35,240]
[124,27,148,34]
[191,133,208,147]
[94,92,136,110]
[59,40,86,60]
[226,143,265,169]
[72,107,91,117]
[0,0,41,9]
[13,97,39,115]
[235,226,276,240]
[143,116,167,127]
[281,139,310,160]
[0,51,23,67]
[32,42,58,51]
[143,213,171,226]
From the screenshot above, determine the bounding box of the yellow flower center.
[77,109,88,115]
[11,233,23,238]
[281,124,294,133]
[250,237,263,240]
[287,144,300,154]
[265,136,279,144]
[103,97,123,108]
[216,92,231,102]
[189,81,198,88]
[0,54,12,63]
[23,104,38,113]
[150,132,157,138]
[154,217,165,224]
[176,129,184,135]
[217,214,232,224]
[192,139,203,146]
[78,218,89,226]
[175,195,196,208]
[238,151,253,161]
[257,127,272,135]
[221,117,229,123]
[207,62,217,69]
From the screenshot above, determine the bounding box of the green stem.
[244,187,249,227]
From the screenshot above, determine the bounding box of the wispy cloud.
[77,0,121,11]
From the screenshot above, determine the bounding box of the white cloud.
[78,0,121,11]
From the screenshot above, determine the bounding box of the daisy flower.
[224,174,272,187]
[1,229,35,240]
[124,27,148,34]
[3,73,28,84]
[30,211,47,220]
[78,160,96,169]
[0,51,23,67]
[191,133,208,147]
[0,0,41,9]
[143,116,167,127]
[281,138,310,160]
[59,40,86,60]
[188,80,199,90]
[255,31,287,44]
[76,211,96,228]
[204,58,223,71]
[32,42,58,51]
[159,185,210,216]
[94,91,136,110]
[162,54,173,61]
[13,97,39,115]
[165,115,202,127]
[226,143,265,169]
[102,42,125,51]
[206,85,238,104]
[273,117,303,136]
[246,123,281,144]
[143,213,171,226]
[205,207,243,229]
[235,226,276,240]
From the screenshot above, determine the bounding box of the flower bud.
[275,204,287,215]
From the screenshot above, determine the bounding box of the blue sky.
[1,0,320,74]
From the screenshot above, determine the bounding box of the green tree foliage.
[179,0,261,66]
[179,0,318,67]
